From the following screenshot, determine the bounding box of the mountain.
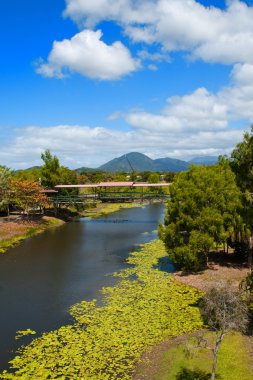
[98,152,190,172]
[153,157,190,172]
[99,152,155,172]
[20,154,219,173]
[75,167,101,174]
[189,156,218,165]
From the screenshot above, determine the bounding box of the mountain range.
[76,152,218,173]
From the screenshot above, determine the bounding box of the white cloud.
[126,88,228,132]
[37,29,139,80]
[16,1,252,167]
[64,0,253,65]
[0,122,247,170]
[64,0,157,27]
[219,63,253,120]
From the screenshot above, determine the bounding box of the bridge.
[50,182,171,205]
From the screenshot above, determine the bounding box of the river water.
[0,204,166,370]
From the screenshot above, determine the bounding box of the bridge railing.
[49,192,170,204]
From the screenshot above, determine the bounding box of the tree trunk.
[211,332,226,380]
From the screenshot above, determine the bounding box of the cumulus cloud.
[219,63,253,120]
[126,88,228,132]
[0,119,247,170]
[64,0,157,27]
[64,0,253,65]
[37,29,139,80]
[18,1,252,167]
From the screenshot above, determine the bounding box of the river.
[0,203,165,371]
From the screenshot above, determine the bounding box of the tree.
[40,149,60,188]
[14,167,41,181]
[10,179,48,218]
[230,126,253,191]
[40,150,78,193]
[230,127,253,269]
[147,173,160,183]
[0,165,12,215]
[159,163,243,271]
[200,284,248,380]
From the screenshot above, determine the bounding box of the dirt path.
[173,262,249,291]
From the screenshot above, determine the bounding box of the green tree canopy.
[0,165,12,214]
[230,126,253,191]
[159,164,242,271]
[40,150,60,188]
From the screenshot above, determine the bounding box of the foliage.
[40,149,60,188]
[240,272,253,294]
[147,172,160,183]
[15,329,36,340]
[9,179,48,216]
[40,150,78,197]
[13,167,41,182]
[0,165,12,213]
[160,163,242,271]
[230,126,253,191]
[240,272,253,316]
[230,127,253,266]
[1,240,203,379]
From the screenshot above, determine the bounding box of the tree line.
[0,150,175,217]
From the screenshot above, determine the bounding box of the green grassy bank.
[83,202,144,218]
[0,217,64,254]
[155,332,253,380]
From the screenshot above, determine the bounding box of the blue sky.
[1,0,253,169]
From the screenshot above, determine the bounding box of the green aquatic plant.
[15,329,36,340]
[1,240,203,379]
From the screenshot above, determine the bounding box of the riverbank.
[0,202,144,254]
[133,256,252,379]
[0,216,64,254]
[173,263,249,291]
[1,240,203,379]
[82,202,144,218]
[133,331,253,380]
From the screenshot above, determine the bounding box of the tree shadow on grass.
[176,367,214,380]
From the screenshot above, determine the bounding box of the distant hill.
[98,152,190,172]
[75,167,102,174]
[99,152,155,172]
[154,157,190,172]
[14,166,41,173]
[189,156,218,165]
[19,154,219,174]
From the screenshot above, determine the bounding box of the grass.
[0,216,64,253]
[83,202,143,218]
[156,332,253,380]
